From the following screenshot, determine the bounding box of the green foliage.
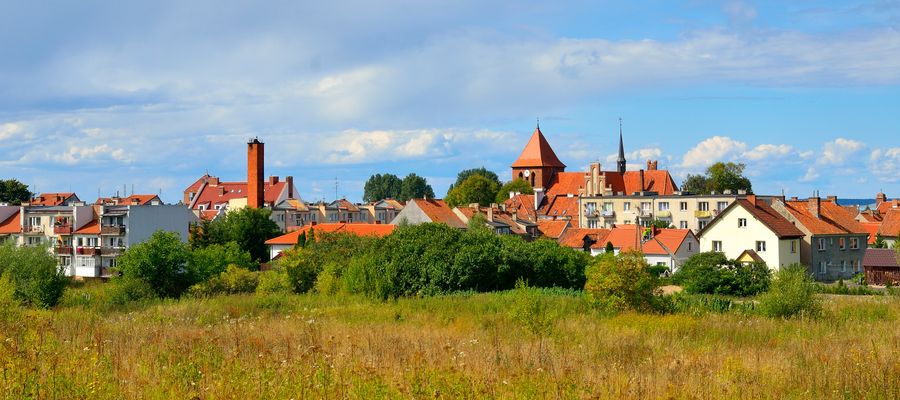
[450,167,501,191]
[192,207,280,262]
[814,282,882,296]
[681,162,752,194]
[190,241,255,282]
[758,264,821,319]
[363,173,402,203]
[187,265,259,297]
[0,241,68,307]
[0,179,32,205]
[116,230,193,298]
[664,292,756,316]
[510,280,557,361]
[872,234,886,249]
[399,173,435,201]
[604,241,614,253]
[256,270,293,295]
[584,251,661,313]
[107,277,158,306]
[0,272,21,321]
[674,252,770,296]
[445,174,501,207]
[278,232,376,294]
[647,219,673,229]
[495,179,534,203]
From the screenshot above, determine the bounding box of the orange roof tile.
[876,199,900,215]
[783,200,867,235]
[861,222,881,244]
[511,127,566,168]
[558,228,610,248]
[878,210,900,238]
[411,199,467,229]
[0,211,21,234]
[74,219,100,235]
[30,192,77,206]
[537,220,569,239]
[735,199,805,238]
[189,176,287,210]
[504,194,536,222]
[265,223,396,245]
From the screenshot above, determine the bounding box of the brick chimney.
[746,194,757,205]
[248,138,264,209]
[208,176,219,186]
[488,204,496,222]
[808,197,820,219]
[285,176,294,199]
[876,192,887,206]
[638,170,645,193]
[826,195,837,203]
[269,176,279,185]
[646,160,658,171]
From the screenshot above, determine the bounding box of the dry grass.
[1,290,898,399]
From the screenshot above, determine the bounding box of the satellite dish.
[523,170,531,178]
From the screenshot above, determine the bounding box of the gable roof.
[862,248,900,268]
[878,210,900,238]
[737,249,765,263]
[600,170,679,195]
[876,199,900,215]
[783,199,867,235]
[700,198,804,239]
[0,211,21,234]
[861,222,881,244]
[189,178,286,210]
[536,219,570,239]
[265,223,396,245]
[558,228,611,249]
[409,199,467,229]
[511,126,566,168]
[328,199,360,212]
[96,194,161,206]
[504,194,537,222]
[74,219,100,235]
[30,193,77,206]
[597,225,693,256]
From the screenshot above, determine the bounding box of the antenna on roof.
[334,177,339,201]
[536,117,540,130]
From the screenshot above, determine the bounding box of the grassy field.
[1,286,898,399]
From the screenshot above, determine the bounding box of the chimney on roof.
[876,192,887,206]
[790,196,798,201]
[285,176,294,199]
[209,177,219,186]
[534,188,545,212]
[639,169,645,193]
[646,160,658,171]
[488,203,496,222]
[269,176,279,185]
[746,194,757,205]
[248,138,264,209]
[893,199,899,208]
[809,196,821,219]
[826,195,837,203]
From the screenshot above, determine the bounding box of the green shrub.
[0,272,21,322]
[0,241,69,307]
[584,250,661,313]
[256,270,292,295]
[758,264,821,318]
[674,252,770,296]
[188,265,259,297]
[190,241,255,281]
[116,231,193,298]
[664,292,756,316]
[107,277,158,306]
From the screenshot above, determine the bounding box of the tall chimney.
[639,170,645,194]
[248,138,264,209]
[876,192,887,206]
[285,176,294,199]
[808,196,820,219]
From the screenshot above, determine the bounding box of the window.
[679,221,688,229]
[603,202,614,212]
[717,201,729,212]
[623,203,631,211]
[688,242,692,251]
[641,202,651,212]
[790,240,797,253]
[819,261,827,274]
[26,236,43,246]
[658,202,669,211]
[817,238,826,251]
[856,260,862,273]
[588,219,598,229]
[841,260,847,273]
[756,241,766,252]
[699,220,707,230]
[698,202,709,211]
[28,216,41,226]
[839,238,846,250]
[850,238,859,249]
[680,202,688,211]
[712,240,722,252]
[738,218,747,228]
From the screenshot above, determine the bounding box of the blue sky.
[1,0,899,203]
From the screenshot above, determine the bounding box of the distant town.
[1,123,897,285]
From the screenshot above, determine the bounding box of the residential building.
[579,191,740,232]
[771,197,868,281]
[265,222,396,259]
[452,204,538,237]
[360,199,405,225]
[27,192,80,206]
[698,196,804,270]
[862,248,900,286]
[95,194,162,206]
[390,199,467,229]
[536,219,570,239]
[557,225,698,270]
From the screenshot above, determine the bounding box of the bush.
[107,277,158,306]
[674,252,770,296]
[117,231,193,298]
[256,270,292,295]
[187,265,259,297]
[664,292,756,316]
[190,242,255,282]
[758,264,821,318]
[0,241,69,307]
[0,272,21,322]
[584,251,661,313]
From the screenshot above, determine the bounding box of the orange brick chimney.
[248,138,264,209]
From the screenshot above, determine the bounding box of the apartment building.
[579,192,741,232]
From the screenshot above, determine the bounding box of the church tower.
[616,118,626,174]
[511,122,566,189]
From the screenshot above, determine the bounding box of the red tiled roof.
[511,127,566,168]
[876,199,900,215]
[199,210,220,221]
[30,193,76,206]
[96,194,161,206]
[74,219,100,235]
[878,210,900,238]
[862,248,900,268]
[599,225,691,256]
[265,223,396,245]
[538,172,584,224]
[862,222,881,244]
[330,199,360,212]
[858,210,883,223]
[537,220,569,239]
[410,199,467,229]
[455,206,528,235]
[558,228,610,248]
[504,194,536,222]
[601,170,679,195]
[715,199,804,239]
[0,211,21,234]
[190,179,286,210]
[783,200,867,235]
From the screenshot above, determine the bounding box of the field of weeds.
[1,287,898,399]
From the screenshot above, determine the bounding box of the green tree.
[496,179,534,203]
[758,264,821,318]
[648,219,673,229]
[872,234,886,249]
[363,173,402,202]
[190,241,255,282]
[675,252,770,296]
[0,241,68,308]
[202,207,280,262]
[681,162,752,194]
[115,231,193,298]
[681,174,708,194]
[450,167,501,191]
[0,179,32,205]
[399,173,435,201]
[605,241,614,253]
[584,250,661,313]
[446,174,501,207]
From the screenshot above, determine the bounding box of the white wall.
[125,205,198,245]
[699,205,800,269]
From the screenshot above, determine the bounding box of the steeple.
[617,118,626,174]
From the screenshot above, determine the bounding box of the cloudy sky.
[2,1,899,203]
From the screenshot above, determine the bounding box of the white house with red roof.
[558,224,698,271]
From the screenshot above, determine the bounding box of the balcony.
[54,246,74,254]
[100,246,124,256]
[638,210,653,219]
[583,209,600,218]
[602,210,616,218]
[77,247,102,256]
[100,225,125,235]
[22,225,44,234]
[695,210,713,218]
[53,224,73,235]
[656,210,672,218]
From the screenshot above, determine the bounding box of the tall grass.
[0,288,897,399]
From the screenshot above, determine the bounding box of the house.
[265,222,396,259]
[27,193,80,206]
[876,210,900,247]
[698,195,804,270]
[536,219,570,239]
[579,190,740,232]
[557,224,698,270]
[361,199,405,225]
[389,198,467,229]
[862,248,900,286]
[452,204,538,237]
[95,194,162,206]
[771,196,868,281]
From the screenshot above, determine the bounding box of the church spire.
[617,118,626,174]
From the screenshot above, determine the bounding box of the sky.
[1,0,899,203]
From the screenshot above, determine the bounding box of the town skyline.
[1,1,899,202]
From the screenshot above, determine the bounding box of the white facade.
[698,203,801,270]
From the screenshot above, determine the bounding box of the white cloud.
[819,138,866,165]
[53,144,132,165]
[869,147,900,183]
[0,123,23,140]
[800,166,820,182]
[741,144,794,161]
[680,136,747,169]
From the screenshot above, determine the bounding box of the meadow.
[1,285,898,399]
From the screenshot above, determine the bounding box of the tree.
[201,207,280,262]
[450,167,501,192]
[648,219,673,229]
[496,179,534,203]
[681,162,752,194]
[0,179,31,205]
[190,241,255,282]
[674,251,770,296]
[445,174,501,207]
[399,173,435,201]
[116,231,193,298]
[363,173,402,203]
[0,241,68,308]
[605,241,614,253]
[758,264,821,318]
[872,234,886,249]
[584,251,661,313]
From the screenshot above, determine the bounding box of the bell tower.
[511,122,566,189]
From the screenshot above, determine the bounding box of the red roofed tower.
[511,123,566,189]
[248,138,264,209]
